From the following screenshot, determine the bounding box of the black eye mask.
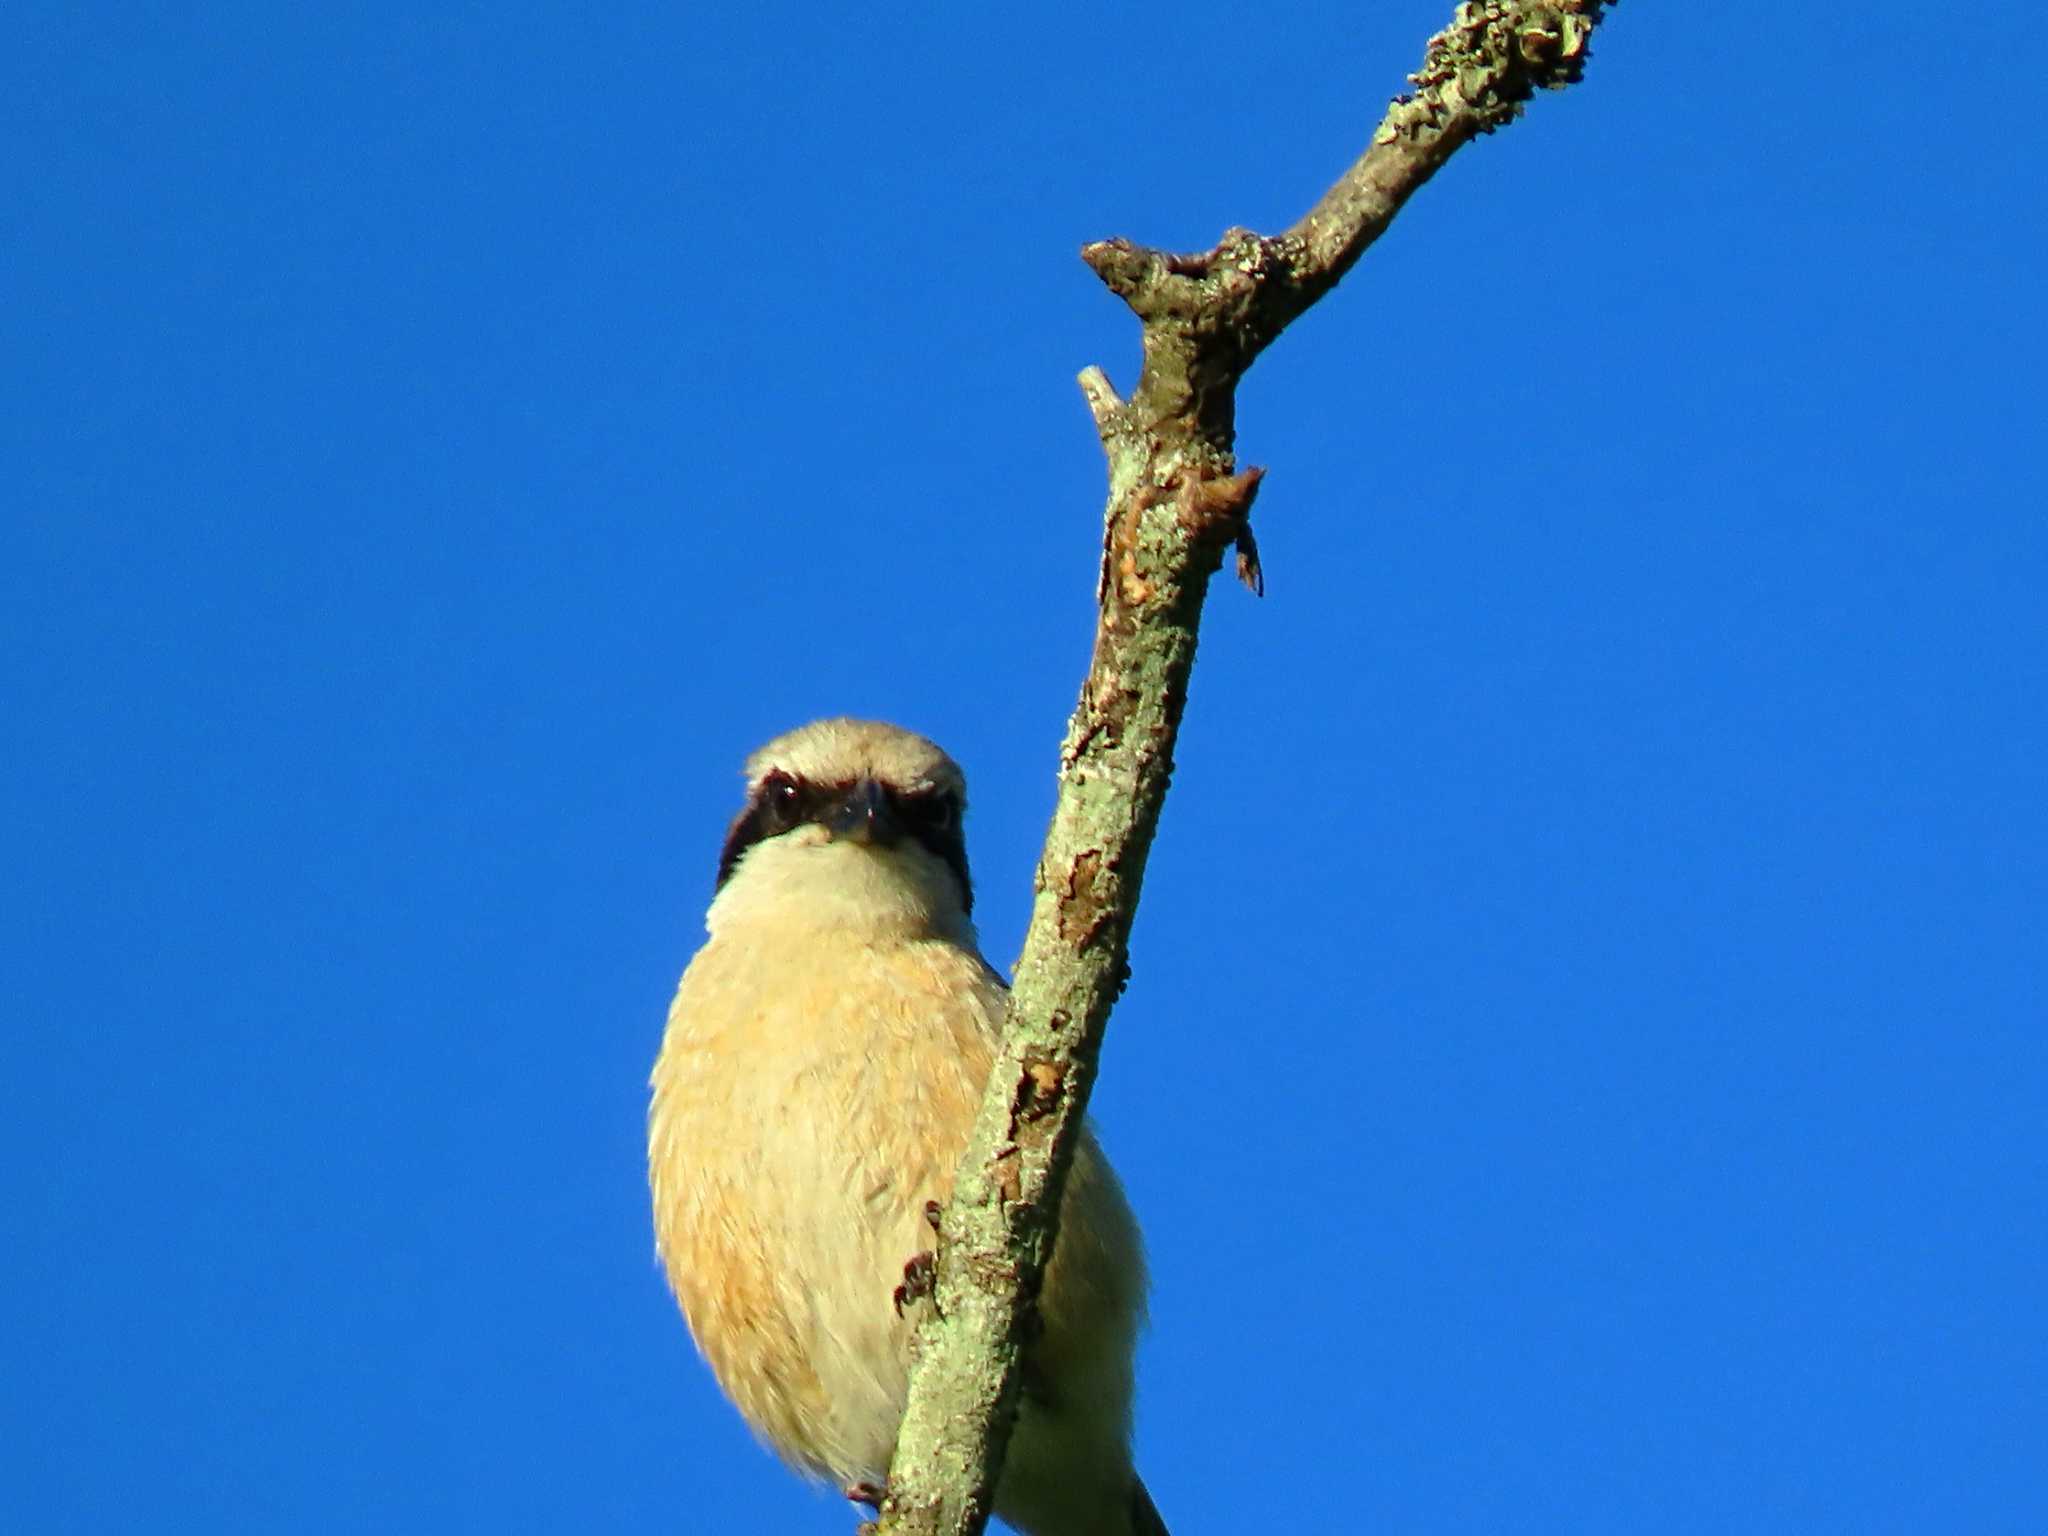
[714,773,974,915]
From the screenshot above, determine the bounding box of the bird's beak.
[827,777,901,847]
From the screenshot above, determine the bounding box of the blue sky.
[7,3,2045,1532]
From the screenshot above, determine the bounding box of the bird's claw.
[893,1251,937,1317]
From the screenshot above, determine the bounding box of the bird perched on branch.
[649,718,1167,1536]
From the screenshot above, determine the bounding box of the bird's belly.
[649,942,995,1482]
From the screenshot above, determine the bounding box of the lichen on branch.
[873,6,1615,1534]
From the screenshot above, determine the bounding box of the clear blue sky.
[7,3,2044,1531]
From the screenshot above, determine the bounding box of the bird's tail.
[1130,1477,1170,1536]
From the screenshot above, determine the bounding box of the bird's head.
[704,718,975,942]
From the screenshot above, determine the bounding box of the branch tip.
[1081,237,1151,302]
[1076,366,1123,438]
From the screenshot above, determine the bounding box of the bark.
[874,7,1613,1533]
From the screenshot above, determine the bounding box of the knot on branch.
[1378,1,1607,144]
[1103,465,1268,616]
[1179,465,1267,596]
[1014,1055,1066,1123]
[1176,464,1264,543]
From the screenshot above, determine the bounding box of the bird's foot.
[893,1250,937,1317]
[845,1479,888,1512]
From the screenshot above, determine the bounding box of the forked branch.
[875,7,1612,1534]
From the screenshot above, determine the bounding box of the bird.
[649,718,1168,1536]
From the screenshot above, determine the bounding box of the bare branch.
[876,6,1613,1533]
[1082,1,1607,369]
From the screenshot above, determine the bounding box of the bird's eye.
[759,772,805,831]
[904,790,958,834]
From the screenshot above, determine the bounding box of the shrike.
[649,718,1166,1536]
